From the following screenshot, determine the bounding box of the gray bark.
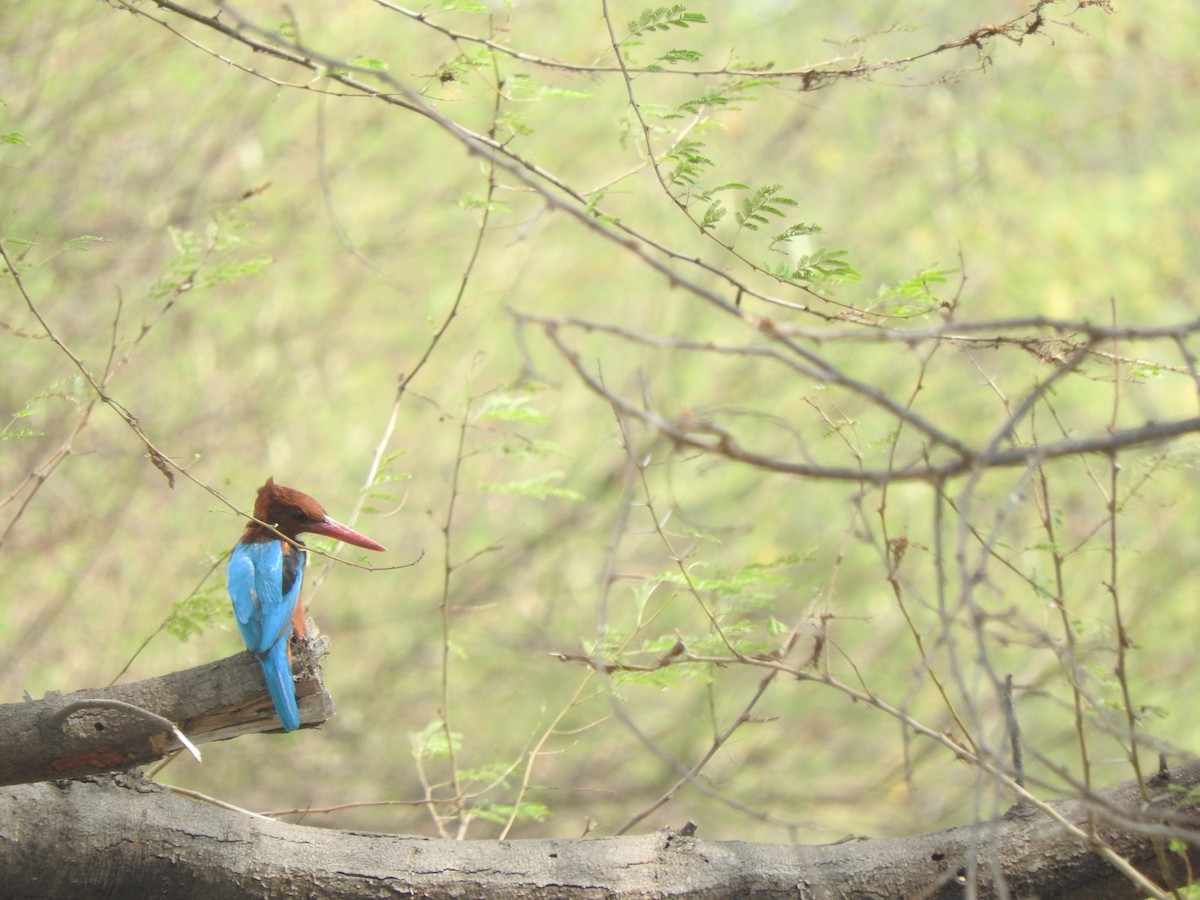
[2,765,1199,899]
[0,642,333,787]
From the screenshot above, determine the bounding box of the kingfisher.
[227,477,386,732]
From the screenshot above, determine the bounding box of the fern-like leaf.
[734,184,799,231]
[628,5,708,37]
[769,222,823,251]
[701,199,726,230]
[788,249,861,285]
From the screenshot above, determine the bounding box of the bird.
[227,477,386,732]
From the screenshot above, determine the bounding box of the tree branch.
[0,637,333,787]
[2,763,1199,898]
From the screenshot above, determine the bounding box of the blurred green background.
[3,0,1199,845]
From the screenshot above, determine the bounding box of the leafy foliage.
[627,6,708,38]
[648,48,704,70]
[478,393,548,425]
[478,472,584,502]
[9,8,1195,891]
[733,184,799,232]
[664,139,716,194]
[155,212,272,299]
[875,266,953,315]
[163,583,230,641]
[410,721,463,760]
[771,248,861,286]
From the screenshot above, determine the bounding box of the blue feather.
[259,637,300,732]
[228,539,306,731]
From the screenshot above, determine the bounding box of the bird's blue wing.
[228,540,304,656]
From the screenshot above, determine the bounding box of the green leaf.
[734,184,799,231]
[457,762,513,785]
[769,222,823,250]
[630,577,667,623]
[374,471,412,484]
[479,472,584,502]
[867,426,901,453]
[0,425,43,441]
[151,211,271,298]
[655,555,806,620]
[478,438,569,461]
[659,48,703,65]
[539,86,594,100]
[611,662,711,688]
[628,6,708,38]
[64,234,109,251]
[351,55,389,71]
[478,394,547,424]
[497,114,534,138]
[701,199,726,230]
[470,800,551,825]
[504,73,537,99]
[677,89,733,115]
[782,248,860,286]
[664,139,715,194]
[164,585,230,641]
[410,721,462,759]
[876,266,953,305]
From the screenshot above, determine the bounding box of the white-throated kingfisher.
[227,477,386,732]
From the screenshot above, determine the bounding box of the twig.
[48,699,201,763]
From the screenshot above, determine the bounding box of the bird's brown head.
[245,477,386,551]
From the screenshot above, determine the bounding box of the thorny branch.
[111,0,1112,328]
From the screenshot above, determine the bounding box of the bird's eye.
[283,505,322,526]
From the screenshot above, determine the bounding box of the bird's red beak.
[309,516,387,552]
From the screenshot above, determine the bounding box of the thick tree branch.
[2,764,1200,899]
[0,638,333,787]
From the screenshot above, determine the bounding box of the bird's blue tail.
[259,640,300,732]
